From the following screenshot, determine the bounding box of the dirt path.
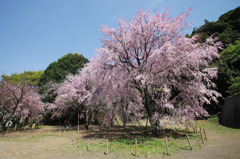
[165,124,240,159]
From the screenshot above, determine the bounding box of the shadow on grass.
[80,125,194,142]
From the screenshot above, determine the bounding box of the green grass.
[72,127,203,157]
[197,116,240,134]
[25,134,58,141]
[72,117,238,157]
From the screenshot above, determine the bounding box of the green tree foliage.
[191,6,240,47]
[218,40,240,96]
[39,53,89,87]
[1,71,44,87]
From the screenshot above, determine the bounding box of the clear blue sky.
[0,0,239,75]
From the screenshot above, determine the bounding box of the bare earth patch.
[0,127,119,159]
[165,121,240,159]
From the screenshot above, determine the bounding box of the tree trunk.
[135,117,142,128]
[78,112,80,131]
[149,115,161,136]
[114,114,120,126]
[121,112,127,128]
[123,120,127,128]
[1,122,7,133]
[143,87,161,136]
[84,110,89,130]
[145,117,148,132]
[35,123,39,129]
[14,123,18,131]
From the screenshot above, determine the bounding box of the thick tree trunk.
[143,87,161,136]
[121,112,127,128]
[149,115,161,136]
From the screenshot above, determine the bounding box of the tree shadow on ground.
[80,125,194,141]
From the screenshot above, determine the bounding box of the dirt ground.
[0,126,122,159]
[165,126,240,159]
[0,122,239,159]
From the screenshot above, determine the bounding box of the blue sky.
[0,0,239,75]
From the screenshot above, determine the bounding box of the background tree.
[0,79,44,132]
[38,53,88,89]
[191,6,240,46]
[1,71,44,87]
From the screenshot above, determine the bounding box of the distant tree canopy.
[191,6,240,47]
[1,71,44,87]
[38,53,89,88]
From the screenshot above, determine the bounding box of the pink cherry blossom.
[0,80,44,132]
[54,8,221,135]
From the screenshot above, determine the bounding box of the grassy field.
[0,117,239,159]
[71,126,203,158]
